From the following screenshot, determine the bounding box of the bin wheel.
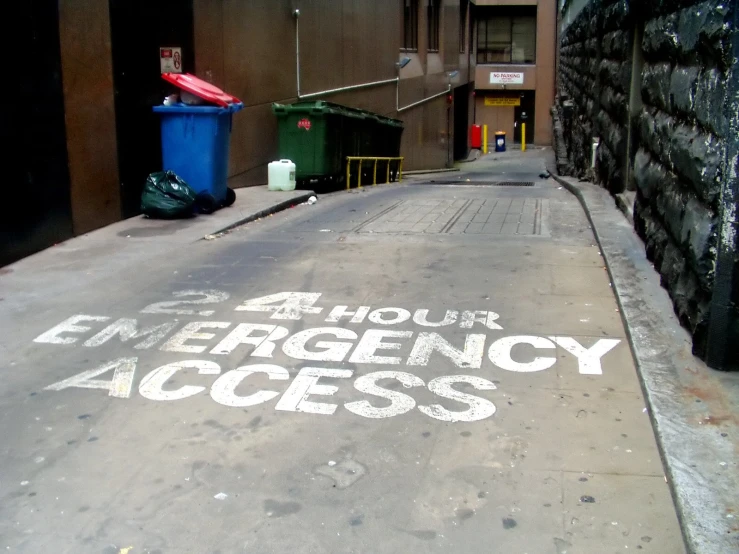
[223,187,236,207]
[195,192,217,215]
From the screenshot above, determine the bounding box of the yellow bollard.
[521,123,526,152]
[398,158,404,182]
[346,159,351,190]
[373,159,378,185]
[483,125,488,154]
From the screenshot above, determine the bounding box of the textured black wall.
[557,0,736,365]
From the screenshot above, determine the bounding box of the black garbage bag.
[140,171,197,219]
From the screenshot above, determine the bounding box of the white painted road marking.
[141,289,230,316]
[348,330,413,364]
[210,364,289,407]
[282,327,359,362]
[550,336,621,375]
[35,292,624,422]
[488,335,557,373]
[44,357,137,398]
[34,314,111,345]
[139,360,221,401]
[346,371,426,418]
[275,367,353,415]
[419,375,497,422]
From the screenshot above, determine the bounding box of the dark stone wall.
[557,0,735,362]
[559,0,602,181]
[596,0,632,194]
[559,0,633,194]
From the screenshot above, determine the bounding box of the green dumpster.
[272,101,403,187]
[272,101,346,182]
[377,117,404,158]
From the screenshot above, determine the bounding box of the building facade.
[6,0,476,266]
[472,0,558,146]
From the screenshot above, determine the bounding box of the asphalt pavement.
[0,149,685,553]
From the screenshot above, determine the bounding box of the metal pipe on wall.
[397,86,451,113]
[294,6,398,101]
[292,6,453,112]
[300,78,400,100]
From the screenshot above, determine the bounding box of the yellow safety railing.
[345,157,404,190]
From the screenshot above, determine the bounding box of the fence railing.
[345,157,404,189]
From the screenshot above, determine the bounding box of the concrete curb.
[403,168,460,176]
[207,192,315,237]
[457,149,482,163]
[551,174,738,554]
[614,191,635,226]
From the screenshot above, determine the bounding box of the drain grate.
[496,181,534,187]
[419,180,535,187]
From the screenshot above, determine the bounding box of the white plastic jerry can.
[268,159,297,191]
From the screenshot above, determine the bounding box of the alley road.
[0,151,684,553]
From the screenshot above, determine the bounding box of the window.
[403,0,418,51]
[459,0,468,53]
[428,0,441,52]
[476,7,536,64]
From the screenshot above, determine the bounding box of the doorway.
[513,91,535,145]
[3,2,73,266]
[108,0,195,218]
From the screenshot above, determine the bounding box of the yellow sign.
[484,96,521,107]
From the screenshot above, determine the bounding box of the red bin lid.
[161,73,242,107]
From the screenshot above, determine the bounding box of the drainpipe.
[705,0,739,370]
[591,137,600,169]
[294,8,301,98]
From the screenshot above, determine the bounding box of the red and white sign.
[160,47,183,74]
[297,118,312,131]
[489,72,524,85]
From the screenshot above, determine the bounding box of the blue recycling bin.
[495,131,506,153]
[153,102,243,203]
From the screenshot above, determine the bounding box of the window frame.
[402,0,419,52]
[476,7,537,65]
[427,0,441,53]
[459,0,468,53]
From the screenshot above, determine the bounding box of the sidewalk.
[0,186,312,319]
[546,173,739,554]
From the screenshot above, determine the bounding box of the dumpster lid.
[162,73,242,107]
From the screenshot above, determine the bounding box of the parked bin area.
[272,101,404,190]
[153,73,243,209]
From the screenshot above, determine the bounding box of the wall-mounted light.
[447,70,460,78]
[397,57,412,69]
